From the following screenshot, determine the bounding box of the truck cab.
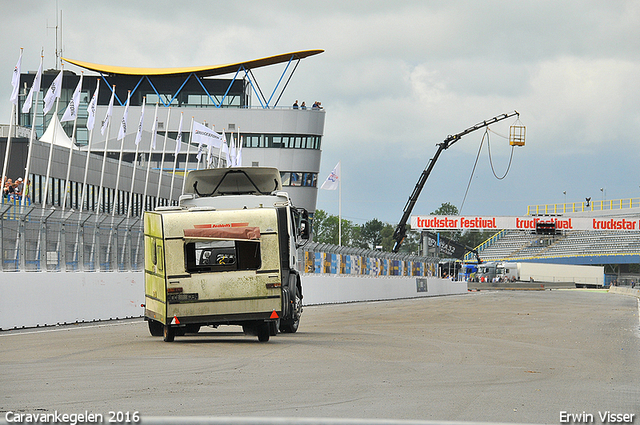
[144,167,310,342]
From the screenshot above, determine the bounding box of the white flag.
[61,73,83,122]
[117,91,131,141]
[101,86,115,136]
[134,97,146,146]
[229,133,237,167]
[207,144,214,168]
[236,136,243,167]
[22,56,42,113]
[320,162,340,190]
[196,143,206,163]
[192,121,223,149]
[150,103,159,149]
[221,129,231,167]
[10,49,22,105]
[174,112,184,155]
[43,69,63,115]
[86,82,99,130]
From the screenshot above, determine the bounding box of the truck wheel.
[257,323,270,342]
[148,319,164,337]
[279,291,302,333]
[163,325,175,342]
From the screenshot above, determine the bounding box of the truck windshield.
[185,240,261,273]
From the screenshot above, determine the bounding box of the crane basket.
[509,118,526,146]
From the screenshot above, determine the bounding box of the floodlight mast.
[392,111,520,253]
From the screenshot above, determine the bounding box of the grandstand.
[467,198,640,285]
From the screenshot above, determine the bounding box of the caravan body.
[144,167,309,342]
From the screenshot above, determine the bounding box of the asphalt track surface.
[1,290,639,424]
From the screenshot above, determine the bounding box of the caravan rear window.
[185,240,261,273]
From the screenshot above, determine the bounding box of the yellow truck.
[144,167,309,342]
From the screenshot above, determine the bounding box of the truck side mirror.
[300,219,310,240]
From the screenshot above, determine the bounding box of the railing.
[0,204,143,272]
[300,242,438,277]
[0,210,438,276]
[526,198,640,215]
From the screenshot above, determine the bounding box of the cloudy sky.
[2,1,639,225]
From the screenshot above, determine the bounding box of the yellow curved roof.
[62,49,324,77]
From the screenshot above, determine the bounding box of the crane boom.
[392,111,519,253]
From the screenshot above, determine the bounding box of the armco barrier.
[0,272,466,331]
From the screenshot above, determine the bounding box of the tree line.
[312,202,498,255]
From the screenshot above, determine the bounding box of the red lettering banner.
[410,216,640,231]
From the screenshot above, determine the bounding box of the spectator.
[25,179,31,202]
[15,178,23,199]
[301,101,306,110]
[4,178,13,199]
[293,100,299,109]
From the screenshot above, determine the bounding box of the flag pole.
[126,96,145,218]
[181,116,194,195]
[120,96,146,268]
[133,102,159,267]
[1,104,16,203]
[73,79,99,268]
[41,68,64,210]
[91,84,116,270]
[143,103,159,213]
[156,107,171,207]
[111,90,130,217]
[106,90,131,268]
[21,54,44,207]
[3,48,22,200]
[169,112,183,203]
[216,128,223,168]
[79,80,100,214]
[61,72,83,213]
[339,160,342,246]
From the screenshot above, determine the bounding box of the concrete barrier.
[0,272,466,330]
[608,286,640,298]
[0,272,143,330]
[302,274,467,304]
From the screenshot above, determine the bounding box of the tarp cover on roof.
[184,227,261,240]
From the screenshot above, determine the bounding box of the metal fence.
[0,207,438,275]
[0,203,143,272]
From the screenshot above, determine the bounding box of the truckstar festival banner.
[411,215,640,231]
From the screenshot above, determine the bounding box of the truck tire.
[163,325,175,342]
[279,290,301,333]
[257,323,270,342]
[148,319,164,337]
